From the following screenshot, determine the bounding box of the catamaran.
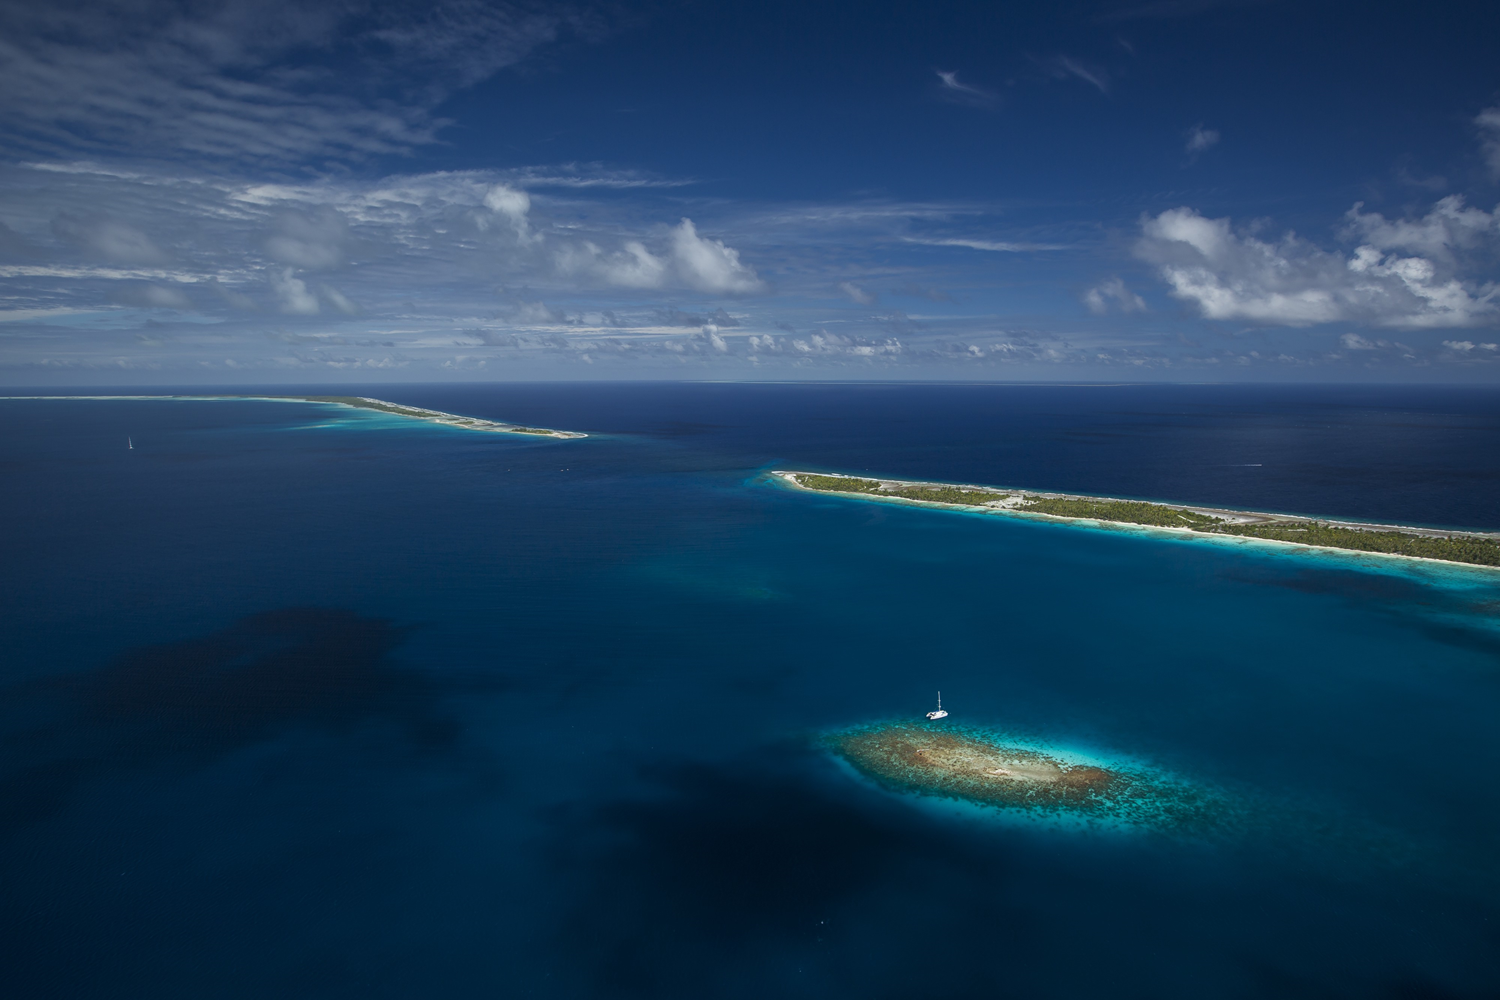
[926,692,948,720]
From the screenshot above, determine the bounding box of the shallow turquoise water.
[1,383,1498,998]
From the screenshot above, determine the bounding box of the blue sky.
[1,0,1498,383]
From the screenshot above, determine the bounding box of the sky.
[1,0,1498,384]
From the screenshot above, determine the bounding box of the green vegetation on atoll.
[298,394,397,411]
[828,721,1221,831]
[795,474,885,494]
[1016,496,1222,528]
[794,474,1010,506]
[891,484,1011,505]
[1215,522,1500,566]
[786,469,1500,569]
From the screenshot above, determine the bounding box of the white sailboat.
[926,692,948,720]
[127,437,133,450]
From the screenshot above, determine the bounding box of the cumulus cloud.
[50,211,167,264]
[1344,195,1498,260]
[790,329,902,357]
[670,219,764,294]
[1136,203,1498,327]
[481,184,535,243]
[1084,277,1146,314]
[1478,106,1500,180]
[700,324,729,352]
[269,267,319,314]
[554,221,761,294]
[604,242,667,287]
[555,240,667,289]
[1185,124,1219,155]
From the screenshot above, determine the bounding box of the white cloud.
[34,157,1474,376]
[904,237,1068,252]
[482,184,535,243]
[506,166,696,190]
[1443,340,1498,352]
[0,264,218,281]
[551,221,761,293]
[1477,106,1500,180]
[1137,205,1498,328]
[269,267,319,314]
[0,0,599,165]
[1084,277,1146,314]
[669,219,764,294]
[555,240,668,289]
[702,324,729,352]
[1185,124,1219,154]
[1344,195,1498,260]
[789,329,902,357]
[839,281,875,305]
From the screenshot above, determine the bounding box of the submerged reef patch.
[828,721,1222,833]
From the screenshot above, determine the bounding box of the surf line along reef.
[774,471,1500,569]
[286,396,587,438]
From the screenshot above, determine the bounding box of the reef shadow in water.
[541,746,1490,1000]
[1219,563,1500,664]
[0,608,461,828]
[543,746,1035,999]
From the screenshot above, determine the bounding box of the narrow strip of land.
[291,396,586,438]
[0,394,587,439]
[774,471,1500,569]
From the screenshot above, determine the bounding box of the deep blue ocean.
[3,382,1500,999]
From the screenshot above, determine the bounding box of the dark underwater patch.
[0,608,456,828]
[1220,563,1439,603]
[1219,564,1500,663]
[538,746,1484,1000]
[542,748,1045,999]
